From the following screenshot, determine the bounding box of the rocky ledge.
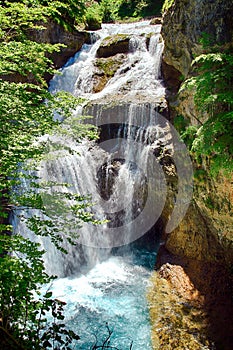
[96,34,131,58]
[148,246,233,349]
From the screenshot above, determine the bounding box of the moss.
[100,34,130,48]
[93,54,126,92]
[95,55,125,76]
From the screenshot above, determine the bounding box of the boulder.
[92,54,127,92]
[96,34,131,58]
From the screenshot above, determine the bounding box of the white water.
[49,21,164,103]
[13,21,169,349]
[46,250,157,349]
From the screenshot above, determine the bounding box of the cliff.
[29,21,91,80]
[161,0,233,267]
[149,1,233,349]
[162,0,233,78]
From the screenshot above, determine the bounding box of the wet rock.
[92,54,127,92]
[150,17,163,25]
[96,34,131,58]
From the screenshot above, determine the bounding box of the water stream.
[48,248,157,349]
[13,20,168,349]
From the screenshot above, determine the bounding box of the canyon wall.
[149,1,233,349]
[161,0,233,266]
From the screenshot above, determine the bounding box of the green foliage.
[38,0,86,29]
[99,0,121,23]
[180,125,198,151]
[198,32,215,50]
[0,1,99,348]
[84,0,163,24]
[84,2,103,30]
[162,0,174,13]
[0,0,53,39]
[0,0,85,34]
[117,0,163,19]
[182,47,233,176]
[173,115,189,134]
[0,235,80,349]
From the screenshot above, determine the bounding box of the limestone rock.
[96,34,131,58]
[158,1,233,347]
[92,54,127,92]
[162,0,233,78]
[161,0,233,267]
[149,246,233,350]
[163,167,233,267]
[148,262,209,350]
[29,21,91,71]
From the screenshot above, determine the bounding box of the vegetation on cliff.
[157,1,233,349]
[184,48,233,176]
[174,45,233,177]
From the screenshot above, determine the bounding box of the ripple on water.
[48,251,156,349]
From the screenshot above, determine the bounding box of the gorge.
[13,20,173,349]
[1,1,232,349]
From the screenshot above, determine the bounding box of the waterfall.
[13,20,168,277]
[11,21,174,349]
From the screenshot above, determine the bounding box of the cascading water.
[13,21,170,349]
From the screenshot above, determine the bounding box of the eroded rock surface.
[149,247,233,350]
[29,21,90,70]
[162,0,233,78]
[92,54,127,92]
[148,258,210,350]
[96,34,131,58]
[150,1,233,349]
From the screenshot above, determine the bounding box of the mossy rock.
[150,17,163,25]
[95,54,126,76]
[96,34,131,58]
[93,54,127,92]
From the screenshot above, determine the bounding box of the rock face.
[162,0,233,78]
[160,0,233,267]
[29,21,91,72]
[149,247,233,350]
[96,34,131,58]
[150,1,233,349]
[148,260,209,350]
[3,21,92,85]
[167,176,233,265]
